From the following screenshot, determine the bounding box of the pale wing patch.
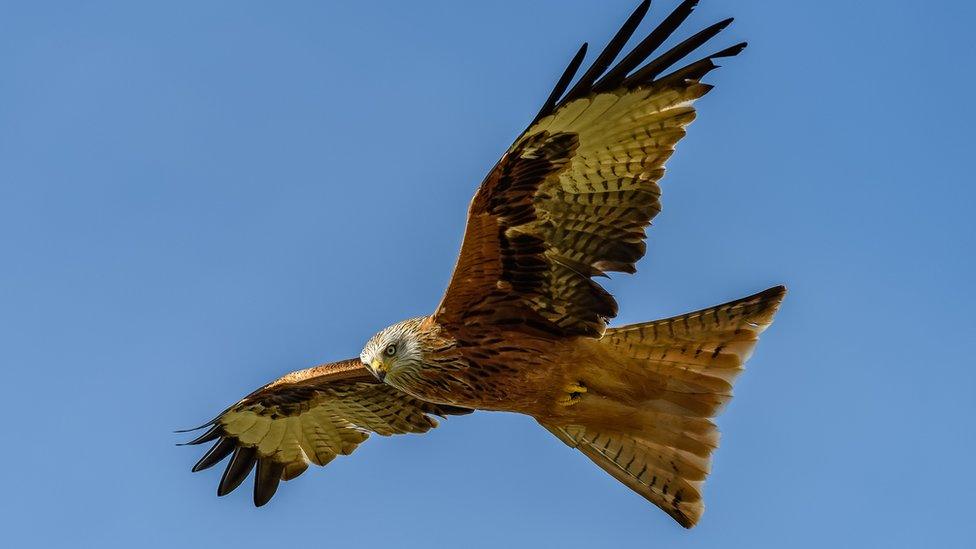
[218,383,433,466]
[184,362,471,506]
[521,85,715,330]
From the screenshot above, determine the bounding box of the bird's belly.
[399,340,590,415]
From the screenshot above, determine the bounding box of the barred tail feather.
[543,285,785,527]
[543,423,708,528]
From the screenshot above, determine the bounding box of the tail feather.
[543,423,707,528]
[543,285,785,527]
[606,284,786,385]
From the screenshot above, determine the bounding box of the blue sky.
[2,1,974,547]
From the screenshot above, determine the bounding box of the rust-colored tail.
[541,285,786,527]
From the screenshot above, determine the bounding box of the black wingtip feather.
[532,1,742,126]
[217,446,257,497]
[594,0,701,92]
[192,437,236,472]
[253,460,285,507]
[714,41,748,58]
[179,424,223,446]
[656,41,748,87]
[531,42,588,126]
[562,0,651,103]
[173,420,215,433]
[622,17,735,87]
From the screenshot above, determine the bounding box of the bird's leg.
[556,380,587,406]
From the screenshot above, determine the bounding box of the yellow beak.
[370,358,387,381]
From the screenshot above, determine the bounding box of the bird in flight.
[181,0,785,528]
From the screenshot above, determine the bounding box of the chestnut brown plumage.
[183,1,784,528]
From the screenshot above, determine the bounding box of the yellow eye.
[384,344,397,357]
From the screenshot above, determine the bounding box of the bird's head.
[360,317,427,385]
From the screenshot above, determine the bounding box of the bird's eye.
[384,344,397,357]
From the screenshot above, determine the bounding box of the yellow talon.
[566,382,587,394]
[557,381,587,406]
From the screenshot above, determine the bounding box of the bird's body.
[363,317,699,416]
[182,0,785,528]
[360,287,783,527]
[365,318,556,412]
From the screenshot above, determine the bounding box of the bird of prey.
[182,0,785,528]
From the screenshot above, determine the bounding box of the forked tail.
[540,285,786,527]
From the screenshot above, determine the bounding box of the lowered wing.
[181,359,471,505]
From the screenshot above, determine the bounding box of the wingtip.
[575,41,590,64]
[217,446,257,497]
[749,285,788,306]
[179,424,223,446]
[562,0,653,103]
[192,438,236,473]
[765,284,787,295]
[717,41,748,58]
[253,460,284,507]
[173,421,214,434]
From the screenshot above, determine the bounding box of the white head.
[360,317,427,384]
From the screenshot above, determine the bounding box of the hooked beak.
[369,358,387,382]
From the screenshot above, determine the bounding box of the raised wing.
[435,0,745,338]
[180,359,471,506]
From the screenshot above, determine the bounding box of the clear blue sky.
[2,1,974,547]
